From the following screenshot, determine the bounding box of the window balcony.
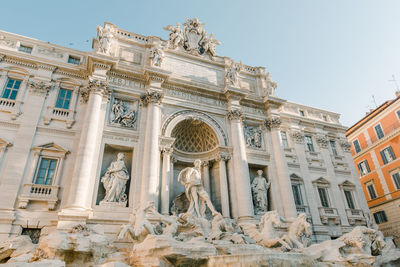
[18,184,59,210]
[318,207,340,225]
[42,106,75,128]
[345,208,366,226]
[0,98,22,119]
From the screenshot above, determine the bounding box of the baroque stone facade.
[0,19,382,266]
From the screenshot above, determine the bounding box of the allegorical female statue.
[100,152,129,204]
[251,170,271,214]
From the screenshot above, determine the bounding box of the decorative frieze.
[37,47,64,58]
[227,109,244,121]
[264,117,281,130]
[140,91,163,105]
[291,131,304,144]
[316,135,329,148]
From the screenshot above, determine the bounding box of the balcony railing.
[0,98,22,119]
[18,184,59,210]
[345,208,366,225]
[318,207,340,225]
[355,121,400,154]
[43,106,75,128]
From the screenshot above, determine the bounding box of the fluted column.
[65,79,110,210]
[265,116,297,218]
[140,91,163,208]
[161,147,172,215]
[216,154,231,218]
[202,161,211,195]
[227,110,254,219]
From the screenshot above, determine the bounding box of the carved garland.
[28,80,53,95]
[316,135,329,148]
[339,139,351,152]
[291,131,304,144]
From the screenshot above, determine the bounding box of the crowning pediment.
[33,142,69,155]
[339,180,355,189]
[312,177,330,185]
[290,173,303,181]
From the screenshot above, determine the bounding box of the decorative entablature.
[280,101,341,125]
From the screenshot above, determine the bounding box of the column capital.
[264,116,281,130]
[316,134,329,148]
[291,130,304,144]
[216,153,231,162]
[28,80,53,96]
[161,146,173,155]
[80,78,110,103]
[339,139,351,152]
[201,160,210,167]
[227,109,244,121]
[140,91,163,106]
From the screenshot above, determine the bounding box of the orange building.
[346,92,400,245]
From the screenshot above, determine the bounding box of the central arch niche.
[171,118,218,153]
[168,117,223,215]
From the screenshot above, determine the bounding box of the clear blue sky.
[1,0,400,127]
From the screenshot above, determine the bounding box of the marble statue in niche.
[225,61,243,87]
[244,124,263,149]
[110,99,137,128]
[177,159,219,218]
[100,152,129,206]
[251,170,271,214]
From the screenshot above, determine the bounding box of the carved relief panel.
[109,98,139,129]
[243,122,264,149]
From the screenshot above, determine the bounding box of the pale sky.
[1,0,400,127]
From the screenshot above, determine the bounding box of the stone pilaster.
[227,109,254,219]
[264,116,297,218]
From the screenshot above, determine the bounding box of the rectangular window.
[299,110,305,117]
[392,172,400,190]
[18,45,32,54]
[380,146,396,164]
[344,190,355,209]
[367,184,377,199]
[357,160,370,176]
[292,184,303,206]
[374,124,385,139]
[2,78,21,100]
[34,158,57,185]
[397,110,400,120]
[68,55,80,65]
[373,211,388,224]
[318,187,330,208]
[323,115,328,121]
[353,139,361,153]
[281,131,289,148]
[55,88,72,109]
[305,135,314,152]
[330,140,338,156]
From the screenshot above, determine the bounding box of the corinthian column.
[265,116,297,218]
[227,109,254,219]
[139,91,163,208]
[160,147,172,215]
[65,78,110,210]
